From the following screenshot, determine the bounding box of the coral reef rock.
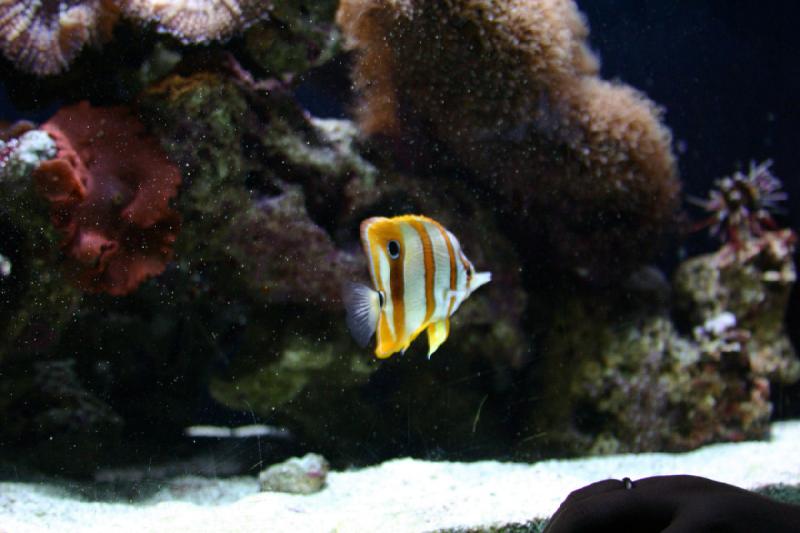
[243,0,341,77]
[0,358,123,475]
[674,229,800,383]
[135,66,528,462]
[138,72,372,307]
[0,123,79,358]
[530,230,799,456]
[34,101,182,296]
[259,453,330,494]
[337,0,679,279]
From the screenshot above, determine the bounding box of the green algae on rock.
[244,0,341,78]
[529,228,798,456]
[531,304,772,456]
[0,127,81,358]
[138,72,375,307]
[137,66,531,461]
[210,321,375,416]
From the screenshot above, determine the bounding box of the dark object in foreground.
[544,475,800,532]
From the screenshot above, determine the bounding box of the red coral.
[33,101,181,296]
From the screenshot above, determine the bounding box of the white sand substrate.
[1,420,799,533]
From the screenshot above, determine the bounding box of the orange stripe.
[458,252,470,274]
[437,224,457,316]
[410,219,435,323]
[459,251,472,290]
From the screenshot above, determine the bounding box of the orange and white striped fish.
[343,215,491,359]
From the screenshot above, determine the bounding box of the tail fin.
[342,282,381,348]
[472,271,491,292]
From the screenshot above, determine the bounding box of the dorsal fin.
[342,282,381,347]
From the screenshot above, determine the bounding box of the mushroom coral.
[0,0,272,75]
[118,0,267,44]
[337,0,680,278]
[33,101,181,296]
[0,0,119,76]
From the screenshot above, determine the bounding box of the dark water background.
[579,1,800,232]
[572,0,800,417]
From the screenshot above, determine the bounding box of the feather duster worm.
[33,101,181,295]
[337,0,680,279]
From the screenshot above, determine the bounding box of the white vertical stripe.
[402,223,426,336]
[361,218,381,288]
[425,221,451,321]
[377,248,395,340]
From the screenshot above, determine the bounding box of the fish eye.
[378,291,385,308]
[387,240,401,259]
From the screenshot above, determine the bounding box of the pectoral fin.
[426,319,450,358]
[342,281,381,348]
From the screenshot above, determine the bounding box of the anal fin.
[426,319,450,358]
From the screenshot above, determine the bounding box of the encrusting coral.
[33,101,182,296]
[337,0,680,278]
[0,0,119,76]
